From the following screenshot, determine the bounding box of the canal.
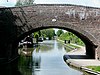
[18,40,90,75]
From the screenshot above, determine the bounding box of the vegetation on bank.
[56,29,84,52]
[57,30,85,46]
[15,0,35,6]
[87,66,100,72]
[64,44,77,52]
[57,39,81,52]
[32,29,55,40]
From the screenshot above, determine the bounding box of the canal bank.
[64,47,100,75]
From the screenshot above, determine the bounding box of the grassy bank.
[87,66,100,72]
[57,32,85,46]
[57,39,81,52]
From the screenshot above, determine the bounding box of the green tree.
[15,0,22,6]
[46,29,55,40]
[32,29,55,40]
[57,29,64,37]
[58,32,84,46]
[32,32,39,38]
[40,29,55,40]
[15,0,34,6]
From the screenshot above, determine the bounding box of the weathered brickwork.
[0,4,100,63]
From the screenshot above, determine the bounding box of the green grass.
[87,66,100,72]
[64,45,73,52]
[64,44,81,52]
[67,44,81,49]
[57,39,81,52]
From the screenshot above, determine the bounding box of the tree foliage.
[40,29,55,40]
[32,29,55,40]
[57,29,64,37]
[15,0,34,6]
[15,0,22,6]
[58,32,84,46]
[32,32,39,38]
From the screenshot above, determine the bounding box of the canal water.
[18,40,90,75]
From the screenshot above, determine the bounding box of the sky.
[0,0,100,8]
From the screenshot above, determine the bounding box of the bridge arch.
[17,22,98,59]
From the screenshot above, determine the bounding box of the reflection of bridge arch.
[0,4,100,63]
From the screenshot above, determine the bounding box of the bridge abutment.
[85,43,96,59]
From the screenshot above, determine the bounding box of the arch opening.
[16,26,98,59]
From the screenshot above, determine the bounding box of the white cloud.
[92,0,100,7]
[9,0,16,3]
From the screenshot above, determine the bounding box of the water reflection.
[18,55,32,75]
[57,42,64,50]
[32,48,41,69]
[0,40,91,75]
[19,40,83,75]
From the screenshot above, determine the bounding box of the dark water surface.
[0,40,91,75]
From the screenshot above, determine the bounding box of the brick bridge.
[0,4,100,64]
